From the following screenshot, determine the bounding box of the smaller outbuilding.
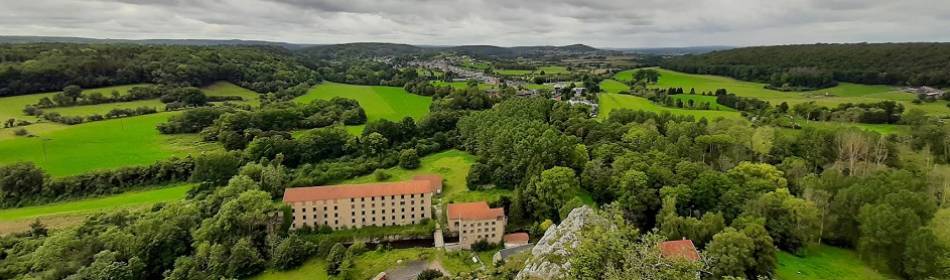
[503,232,530,248]
[659,239,701,261]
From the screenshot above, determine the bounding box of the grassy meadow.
[0,112,215,177]
[0,183,193,234]
[776,245,895,280]
[0,82,253,176]
[339,149,512,204]
[294,82,432,134]
[669,94,736,111]
[496,66,569,76]
[598,93,741,121]
[616,68,949,116]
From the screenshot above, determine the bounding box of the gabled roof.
[412,174,443,192]
[659,239,701,261]
[447,201,505,221]
[503,232,530,245]
[283,179,435,203]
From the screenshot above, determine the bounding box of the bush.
[13,128,28,136]
[399,148,420,169]
[374,169,391,181]
[416,269,444,280]
[471,239,498,252]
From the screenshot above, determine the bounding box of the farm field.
[0,82,256,176]
[598,93,741,120]
[295,82,432,134]
[0,183,193,234]
[431,80,494,90]
[496,66,569,76]
[616,68,950,116]
[0,112,214,177]
[776,245,895,280]
[0,84,150,122]
[669,94,736,111]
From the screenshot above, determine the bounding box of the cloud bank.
[1,0,948,48]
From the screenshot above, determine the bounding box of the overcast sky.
[1,0,949,48]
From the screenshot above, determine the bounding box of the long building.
[283,175,442,230]
[447,201,506,249]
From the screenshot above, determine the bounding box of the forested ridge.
[662,43,950,89]
[0,43,318,97]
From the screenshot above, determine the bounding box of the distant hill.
[0,36,317,49]
[1,36,610,59]
[662,42,950,87]
[610,46,735,55]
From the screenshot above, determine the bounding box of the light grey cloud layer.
[1,0,948,48]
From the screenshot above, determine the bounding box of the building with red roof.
[283,177,441,230]
[659,239,701,261]
[447,201,506,249]
[503,232,530,248]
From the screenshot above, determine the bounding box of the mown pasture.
[615,68,949,116]
[0,183,193,234]
[294,82,432,134]
[776,245,895,280]
[0,82,254,176]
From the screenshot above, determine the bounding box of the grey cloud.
[0,0,948,47]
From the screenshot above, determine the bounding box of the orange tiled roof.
[283,179,434,203]
[659,240,701,261]
[447,201,505,221]
[412,175,443,192]
[503,232,530,244]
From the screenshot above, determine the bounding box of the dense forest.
[0,44,318,97]
[662,43,950,89]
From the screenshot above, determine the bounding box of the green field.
[616,68,950,116]
[253,248,484,280]
[496,66,569,76]
[431,80,494,90]
[0,84,150,122]
[599,93,741,121]
[0,183,192,222]
[776,245,895,280]
[0,183,192,234]
[0,112,214,177]
[202,81,261,106]
[340,149,512,204]
[669,94,736,111]
[253,257,329,280]
[294,82,432,134]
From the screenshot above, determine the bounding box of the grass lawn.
[340,149,513,206]
[294,82,432,134]
[599,79,630,94]
[617,68,950,116]
[598,93,742,121]
[669,94,736,111]
[252,257,329,280]
[496,66,569,76]
[202,81,261,106]
[776,245,895,280]
[46,99,167,116]
[0,183,192,222]
[0,183,192,234]
[0,112,215,177]
[431,80,493,90]
[0,84,150,122]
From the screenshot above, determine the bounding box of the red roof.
[447,201,505,221]
[503,232,530,245]
[283,179,435,203]
[412,175,443,192]
[659,240,701,261]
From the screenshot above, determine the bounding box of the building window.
[350,198,354,202]
[334,206,338,210]
[334,213,338,217]
[302,208,306,213]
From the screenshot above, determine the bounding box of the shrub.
[416,269,444,280]
[374,169,391,181]
[399,148,420,169]
[13,128,28,136]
